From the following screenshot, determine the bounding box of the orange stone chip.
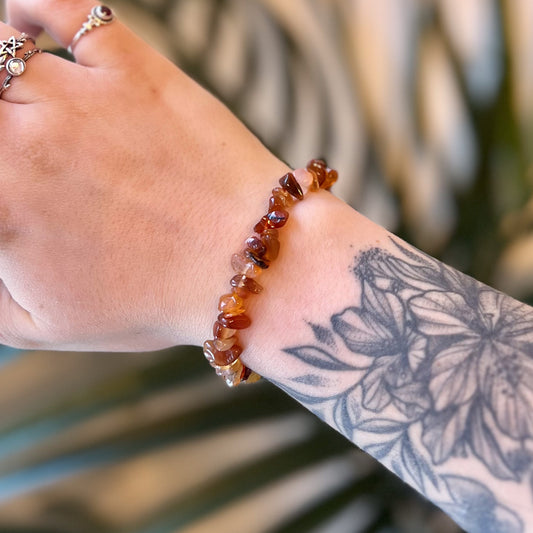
[218,312,252,330]
[218,293,245,315]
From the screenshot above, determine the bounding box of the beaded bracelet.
[203,159,338,387]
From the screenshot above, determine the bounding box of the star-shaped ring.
[0,34,34,72]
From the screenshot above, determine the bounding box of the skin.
[1,1,532,531]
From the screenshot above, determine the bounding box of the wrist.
[189,159,349,385]
[157,154,292,348]
[238,190,368,379]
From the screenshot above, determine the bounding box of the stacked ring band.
[0,47,42,98]
[68,5,115,54]
[0,33,34,72]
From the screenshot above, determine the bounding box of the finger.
[6,0,134,68]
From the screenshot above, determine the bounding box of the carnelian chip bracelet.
[203,159,338,387]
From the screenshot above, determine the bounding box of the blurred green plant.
[0,346,450,532]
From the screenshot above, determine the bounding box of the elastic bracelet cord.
[203,159,338,387]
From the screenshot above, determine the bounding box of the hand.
[0,0,288,352]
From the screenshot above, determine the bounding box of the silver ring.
[0,48,42,98]
[68,5,115,54]
[0,33,35,72]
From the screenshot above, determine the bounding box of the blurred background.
[0,0,532,531]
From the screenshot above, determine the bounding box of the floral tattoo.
[275,239,533,533]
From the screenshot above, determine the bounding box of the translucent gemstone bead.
[215,358,245,387]
[214,343,243,366]
[268,195,284,212]
[213,321,236,340]
[267,209,289,228]
[232,287,251,299]
[294,168,315,195]
[218,312,252,329]
[271,187,295,208]
[309,172,320,190]
[229,366,248,387]
[243,368,262,383]
[263,228,279,239]
[218,293,245,315]
[279,172,304,200]
[230,274,263,294]
[245,250,269,269]
[214,336,237,351]
[245,236,267,257]
[263,232,280,260]
[323,168,338,189]
[203,340,218,366]
[231,252,262,278]
[253,216,269,234]
[307,159,327,187]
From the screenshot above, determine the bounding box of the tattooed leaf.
[390,238,440,271]
[418,453,440,489]
[292,374,326,386]
[356,418,406,434]
[440,475,523,533]
[365,439,397,460]
[272,381,331,406]
[390,459,403,480]
[428,337,479,410]
[284,346,354,372]
[468,403,517,481]
[400,435,425,490]
[421,403,470,464]
[308,322,336,348]
[333,394,359,438]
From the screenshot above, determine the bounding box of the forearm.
[235,190,533,533]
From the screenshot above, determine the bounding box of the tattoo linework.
[275,239,533,533]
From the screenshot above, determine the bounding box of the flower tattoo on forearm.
[275,239,533,533]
